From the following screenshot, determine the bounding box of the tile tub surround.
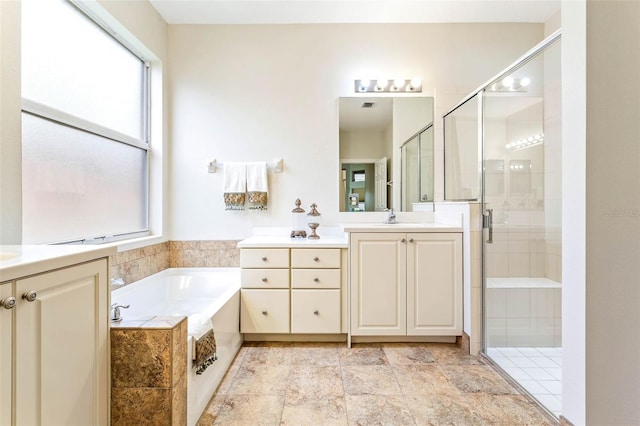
[196,342,554,425]
[110,240,241,289]
[111,316,188,426]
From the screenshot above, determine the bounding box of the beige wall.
[168,23,544,240]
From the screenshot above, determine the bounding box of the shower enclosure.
[401,124,434,211]
[444,31,562,418]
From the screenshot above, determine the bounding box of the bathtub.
[111,268,242,426]
[486,277,562,347]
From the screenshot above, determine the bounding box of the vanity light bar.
[355,78,422,93]
[505,133,544,151]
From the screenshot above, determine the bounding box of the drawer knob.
[409,238,414,243]
[262,310,268,315]
[313,278,320,283]
[313,310,319,316]
[401,238,406,243]
[262,277,268,282]
[22,290,38,302]
[313,257,319,262]
[261,257,268,262]
[1,297,16,310]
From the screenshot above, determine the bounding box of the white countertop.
[341,222,463,233]
[237,234,349,248]
[0,245,116,282]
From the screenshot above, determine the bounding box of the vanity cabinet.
[0,258,110,426]
[240,247,342,335]
[350,232,462,336]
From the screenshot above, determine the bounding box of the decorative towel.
[246,162,268,210]
[223,162,247,210]
[188,314,217,375]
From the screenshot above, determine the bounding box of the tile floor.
[197,342,554,425]
[486,347,563,418]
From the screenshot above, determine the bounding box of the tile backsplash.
[110,240,240,290]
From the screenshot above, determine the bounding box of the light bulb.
[376,79,388,90]
[410,78,421,88]
[520,77,531,86]
[359,79,370,91]
[393,78,405,89]
[502,76,514,87]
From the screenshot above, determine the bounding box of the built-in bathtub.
[486,277,562,347]
[111,267,242,425]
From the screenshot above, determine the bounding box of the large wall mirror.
[339,97,434,212]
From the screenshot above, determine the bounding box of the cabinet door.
[240,289,290,333]
[0,282,13,426]
[14,259,109,426]
[407,233,463,335]
[350,233,406,336]
[291,290,341,333]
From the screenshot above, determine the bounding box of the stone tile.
[427,343,484,365]
[405,394,486,426]
[215,361,241,395]
[382,345,436,365]
[172,372,187,425]
[170,241,199,251]
[442,365,519,395]
[172,318,188,386]
[292,345,340,366]
[112,387,171,426]
[339,346,388,366]
[243,345,295,367]
[391,364,461,397]
[341,365,402,396]
[286,366,344,402]
[469,393,553,425]
[282,395,348,426]
[228,364,291,396]
[150,251,170,274]
[123,257,151,284]
[196,393,227,425]
[213,394,285,425]
[344,395,416,426]
[111,328,172,388]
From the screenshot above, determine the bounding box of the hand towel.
[246,161,268,210]
[188,314,217,375]
[223,162,246,210]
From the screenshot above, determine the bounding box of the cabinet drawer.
[291,290,340,333]
[241,269,290,288]
[241,249,290,268]
[240,289,289,333]
[291,249,340,268]
[291,269,340,289]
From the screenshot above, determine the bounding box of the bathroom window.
[21,0,149,244]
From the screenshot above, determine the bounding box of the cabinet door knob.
[409,238,414,243]
[261,257,268,262]
[262,277,268,282]
[0,297,16,310]
[313,310,319,316]
[313,257,319,262]
[22,290,38,302]
[261,310,268,315]
[401,238,406,243]
[313,277,320,283]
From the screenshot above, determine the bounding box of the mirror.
[339,97,434,212]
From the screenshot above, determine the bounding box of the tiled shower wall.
[110,241,241,289]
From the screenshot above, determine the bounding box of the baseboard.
[243,333,347,342]
[351,336,456,344]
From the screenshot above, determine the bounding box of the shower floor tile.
[197,342,554,425]
[487,347,563,418]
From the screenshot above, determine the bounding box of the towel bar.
[207,158,283,173]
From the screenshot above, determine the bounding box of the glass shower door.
[483,38,562,418]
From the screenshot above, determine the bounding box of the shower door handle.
[484,208,494,244]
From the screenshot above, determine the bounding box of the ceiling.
[148,0,560,25]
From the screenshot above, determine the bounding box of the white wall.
[169,23,544,240]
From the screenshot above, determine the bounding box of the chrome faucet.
[384,208,397,224]
[111,303,130,322]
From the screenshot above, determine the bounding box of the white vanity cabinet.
[238,237,347,337]
[290,248,341,333]
[349,232,463,337]
[0,248,112,426]
[240,248,290,333]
